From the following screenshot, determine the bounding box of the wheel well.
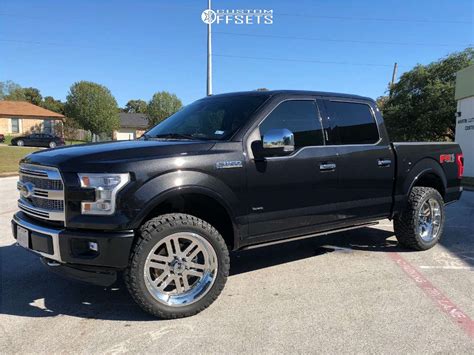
[142,193,235,250]
[413,173,445,198]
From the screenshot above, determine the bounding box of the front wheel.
[16,140,24,147]
[49,141,57,148]
[394,187,445,250]
[125,213,230,319]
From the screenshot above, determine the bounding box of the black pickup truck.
[12,90,464,318]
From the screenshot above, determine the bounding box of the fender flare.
[129,170,242,245]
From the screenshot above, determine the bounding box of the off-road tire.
[124,213,230,319]
[394,187,445,251]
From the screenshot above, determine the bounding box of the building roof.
[119,112,149,129]
[455,65,474,101]
[0,100,64,118]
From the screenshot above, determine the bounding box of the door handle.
[378,159,392,167]
[320,163,336,171]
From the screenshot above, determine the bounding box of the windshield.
[143,95,269,141]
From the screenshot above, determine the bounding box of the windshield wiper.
[151,133,203,140]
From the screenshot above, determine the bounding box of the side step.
[241,222,379,250]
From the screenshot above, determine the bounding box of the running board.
[241,222,379,250]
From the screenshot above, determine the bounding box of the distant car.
[11,133,65,148]
[0,134,4,143]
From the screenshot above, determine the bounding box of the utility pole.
[206,0,213,96]
[389,62,398,97]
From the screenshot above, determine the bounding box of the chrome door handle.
[320,163,336,171]
[378,159,392,167]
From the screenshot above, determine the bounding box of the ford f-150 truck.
[12,90,464,318]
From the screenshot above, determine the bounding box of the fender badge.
[216,161,243,169]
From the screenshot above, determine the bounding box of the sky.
[1,0,472,107]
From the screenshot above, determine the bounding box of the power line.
[214,53,406,68]
[214,31,473,48]
[276,12,472,25]
[0,8,470,25]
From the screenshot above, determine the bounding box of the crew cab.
[11,90,463,318]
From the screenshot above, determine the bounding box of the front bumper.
[12,212,135,269]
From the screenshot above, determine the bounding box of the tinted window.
[145,95,269,141]
[260,100,323,148]
[325,101,379,144]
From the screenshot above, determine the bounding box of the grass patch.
[3,135,13,145]
[0,146,40,173]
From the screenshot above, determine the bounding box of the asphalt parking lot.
[0,175,473,353]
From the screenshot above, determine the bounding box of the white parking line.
[419,265,474,271]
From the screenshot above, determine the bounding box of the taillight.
[456,153,464,179]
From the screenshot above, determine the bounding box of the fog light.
[88,242,98,252]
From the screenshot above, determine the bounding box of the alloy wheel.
[417,198,442,242]
[144,232,218,307]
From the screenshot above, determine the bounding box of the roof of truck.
[206,90,373,101]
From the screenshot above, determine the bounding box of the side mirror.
[263,128,295,152]
[261,128,295,156]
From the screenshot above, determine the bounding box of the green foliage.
[0,80,21,99]
[42,96,65,114]
[146,91,183,127]
[65,81,120,135]
[376,96,389,111]
[22,87,43,106]
[383,48,474,141]
[124,99,147,113]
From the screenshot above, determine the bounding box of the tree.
[124,99,147,113]
[22,87,43,106]
[64,81,120,137]
[375,95,389,111]
[146,91,182,127]
[42,96,65,114]
[382,48,474,141]
[0,80,21,99]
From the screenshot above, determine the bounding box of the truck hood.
[22,140,216,172]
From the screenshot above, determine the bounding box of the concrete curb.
[0,173,19,178]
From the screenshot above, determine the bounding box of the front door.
[246,99,339,242]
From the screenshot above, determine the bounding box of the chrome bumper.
[13,212,63,263]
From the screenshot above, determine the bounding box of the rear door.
[246,98,340,242]
[322,99,394,220]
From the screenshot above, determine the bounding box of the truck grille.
[20,175,63,190]
[18,164,65,223]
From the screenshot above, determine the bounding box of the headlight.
[78,173,130,215]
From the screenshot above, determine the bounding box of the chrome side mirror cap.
[262,128,295,153]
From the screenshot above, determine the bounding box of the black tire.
[124,213,230,319]
[394,187,445,251]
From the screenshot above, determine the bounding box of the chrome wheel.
[17,140,24,146]
[144,232,218,307]
[417,198,442,242]
[49,141,56,148]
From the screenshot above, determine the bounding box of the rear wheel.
[16,140,24,146]
[125,213,230,318]
[49,141,57,148]
[394,187,445,250]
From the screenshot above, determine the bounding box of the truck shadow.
[1,210,471,321]
[0,226,397,322]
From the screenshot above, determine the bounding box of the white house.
[455,65,474,179]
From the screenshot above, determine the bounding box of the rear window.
[325,101,379,145]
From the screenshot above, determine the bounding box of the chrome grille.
[26,196,64,211]
[20,175,63,190]
[18,164,65,223]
